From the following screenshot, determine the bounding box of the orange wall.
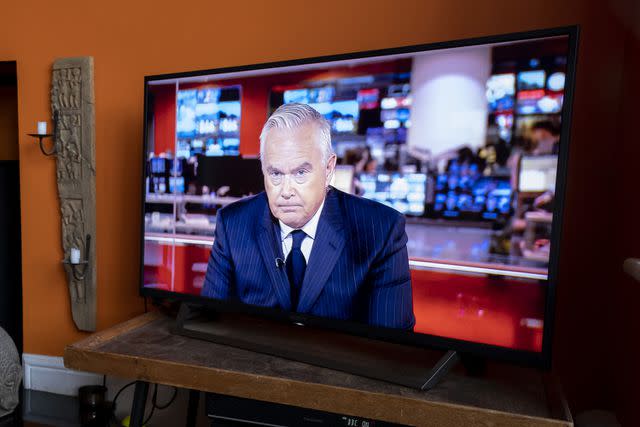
[1,0,637,419]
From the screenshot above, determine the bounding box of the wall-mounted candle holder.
[62,234,91,281]
[53,56,96,332]
[27,110,59,156]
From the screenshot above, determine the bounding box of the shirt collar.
[279,199,325,241]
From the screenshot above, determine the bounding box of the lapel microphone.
[275,258,285,269]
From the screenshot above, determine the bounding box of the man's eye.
[296,169,308,176]
[270,171,282,177]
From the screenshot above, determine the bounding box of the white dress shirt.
[279,200,324,263]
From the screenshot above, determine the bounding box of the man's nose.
[281,175,294,198]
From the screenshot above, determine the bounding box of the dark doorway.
[0,60,22,354]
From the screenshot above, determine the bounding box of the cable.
[108,380,136,427]
[142,384,179,425]
[103,374,106,387]
[108,381,179,426]
[153,386,178,410]
[111,380,137,408]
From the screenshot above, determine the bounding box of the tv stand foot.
[420,350,460,391]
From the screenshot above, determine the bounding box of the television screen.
[331,165,355,194]
[547,72,566,92]
[141,27,577,366]
[519,155,558,192]
[486,73,516,112]
[176,90,197,138]
[517,70,546,90]
[283,88,309,104]
[360,173,426,216]
[357,88,380,109]
[175,86,241,157]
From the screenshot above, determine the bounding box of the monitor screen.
[519,155,558,192]
[517,70,546,91]
[142,27,577,365]
[486,73,516,113]
[196,156,264,197]
[176,86,241,156]
[283,88,309,104]
[169,176,185,194]
[331,165,355,194]
[360,173,426,216]
[150,158,168,174]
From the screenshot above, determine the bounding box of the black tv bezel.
[139,25,579,369]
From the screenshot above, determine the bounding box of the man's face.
[262,122,336,229]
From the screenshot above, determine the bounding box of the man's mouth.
[279,205,301,211]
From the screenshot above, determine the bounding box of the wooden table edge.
[64,311,162,352]
[63,313,572,427]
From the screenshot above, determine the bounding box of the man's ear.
[326,154,337,182]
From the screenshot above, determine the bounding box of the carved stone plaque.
[51,57,96,332]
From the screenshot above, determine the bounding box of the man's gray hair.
[259,103,334,165]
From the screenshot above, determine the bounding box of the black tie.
[286,229,307,311]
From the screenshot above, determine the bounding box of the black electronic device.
[196,155,264,197]
[206,393,409,427]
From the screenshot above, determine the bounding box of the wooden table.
[64,312,573,427]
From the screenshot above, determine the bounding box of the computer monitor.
[360,172,426,216]
[331,165,355,194]
[196,156,264,197]
[150,157,168,175]
[169,177,185,194]
[519,155,558,192]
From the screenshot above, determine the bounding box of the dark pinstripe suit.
[202,187,415,330]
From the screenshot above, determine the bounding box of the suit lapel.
[297,189,345,314]
[257,201,292,311]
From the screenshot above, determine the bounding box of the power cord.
[141,384,179,424]
[109,381,136,426]
[152,384,179,410]
[109,380,179,426]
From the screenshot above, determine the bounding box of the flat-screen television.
[141,26,577,374]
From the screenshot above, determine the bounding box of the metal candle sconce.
[29,56,98,332]
[62,234,92,281]
[27,110,59,156]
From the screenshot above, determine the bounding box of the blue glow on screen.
[218,101,241,118]
[331,100,360,119]
[177,90,197,137]
[284,89,309,104]
[517,70,546,90]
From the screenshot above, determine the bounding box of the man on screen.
[202,103,415,330]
